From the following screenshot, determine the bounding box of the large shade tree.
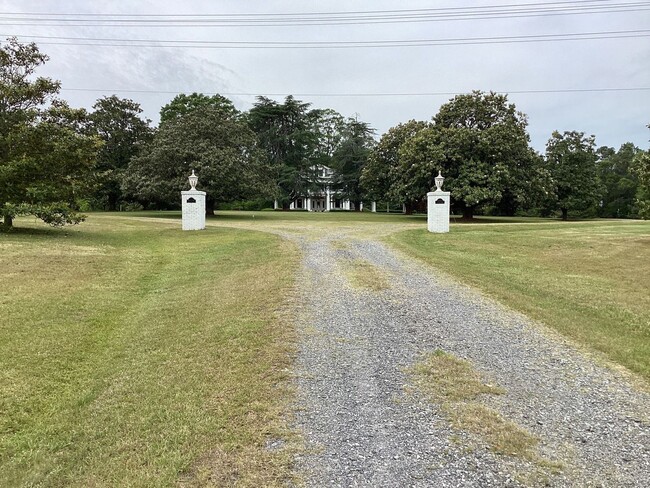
[545,130,602,220]
[361,120,428,213]
[89,95,153,210]
[0,37,100,230]
[330,118,375,210]
[247,96,321,208]
[123,104,268,214]
[596,142,641,218]
[397,91,538,219]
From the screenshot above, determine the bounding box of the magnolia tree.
[363,91,545,219]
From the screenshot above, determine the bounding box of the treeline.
[362,94,649,220]
[1,38,649,230]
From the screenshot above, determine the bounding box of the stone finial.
[434,171,444,191]
[188,170,198,190]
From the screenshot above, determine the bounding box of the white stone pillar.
[290,201,294,210]
[326,189,331,211]
[182,171,206,231]
[360,202,364,211]
[274,199,278,209]
[371,201,377,213]
[402,204,406,214]
[427,190,450,233]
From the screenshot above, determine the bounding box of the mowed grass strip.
[389,220,650,382]
[0,215,299,487]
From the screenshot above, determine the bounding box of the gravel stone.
[291,232,650,487]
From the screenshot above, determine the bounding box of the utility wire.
[2,0,622,17]
[59,87,650,97]
[5,30,649,49]
[2,1,648,26]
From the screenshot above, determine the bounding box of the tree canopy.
[247,96,322,208]
[361,120,428,210]
[0,37,100,230]
[632,124,650,219]
[545,130,602,220]
[159,92,238,124]
[124,104,269,214]
[89,96,153,210]
[330,118,375,210]
[394,91,537,218]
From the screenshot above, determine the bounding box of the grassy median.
[388,220,650,383]
[0,215,298,487]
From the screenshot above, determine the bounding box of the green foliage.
[159,92,237,124]
[632,151,650,219]
[247,96,322,207]
[596,143,641,218]
[545,130,602,220]
[361,120,428,205]
[124,104,269,213]
[630,124,650,219]
[397,91,537,218]
[89,96,153,210]
[330,118,376,208]
[0,38,100,229]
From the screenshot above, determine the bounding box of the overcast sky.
[3,0,650,152]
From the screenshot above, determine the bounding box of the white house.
[274,165,376,212]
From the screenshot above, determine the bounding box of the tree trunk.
[561,208,568,221]
[2,214,13,230]
[462,207,474,220]
[107,193,118,212]
[353,200,362,212]
[206,199,215,216]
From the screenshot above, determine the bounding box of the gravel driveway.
[291,231,650,487]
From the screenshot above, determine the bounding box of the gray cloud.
[4,0,650,151]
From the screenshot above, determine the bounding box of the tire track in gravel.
[292,232,650,487]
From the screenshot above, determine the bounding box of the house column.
[326,188,331,211]
[371,201,376,212]
[360,202,364,211]
[306,197,311,211]
[274,200,278,209]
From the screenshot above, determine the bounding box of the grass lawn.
[0,215,298,487]
[388,220,650,383]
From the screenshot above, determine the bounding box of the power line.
[1,1,648,27]
[59,87,650,97]
[2,0,621,17]
[5,30,649,49]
